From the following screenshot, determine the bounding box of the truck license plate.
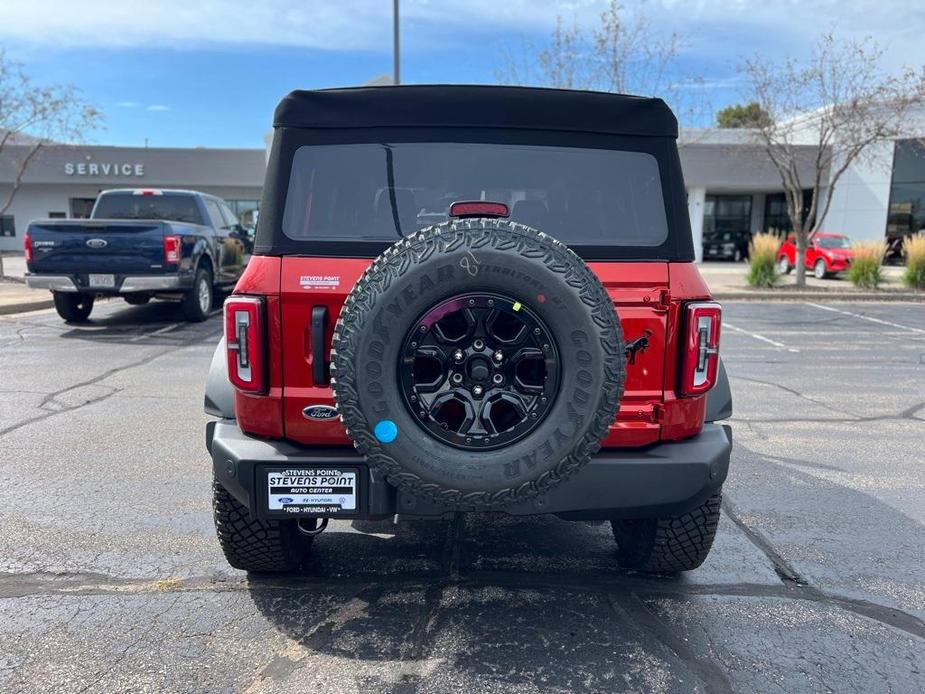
[88,274,115,288]
[266,468,357,515]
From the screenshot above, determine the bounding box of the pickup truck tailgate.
[27,220,169,275]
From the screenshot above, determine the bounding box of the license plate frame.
[88,274,116,288]
[260,466,361,518]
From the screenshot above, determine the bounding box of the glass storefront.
[227,199,260,232]
[763,190,813,235]
[704,194,751,238]
[886,139,925,238]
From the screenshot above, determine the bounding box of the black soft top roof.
[273,85,677,138]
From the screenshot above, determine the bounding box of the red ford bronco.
[205,85,732,574]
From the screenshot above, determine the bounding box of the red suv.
[204,86,732,574]
[778,232,855,279]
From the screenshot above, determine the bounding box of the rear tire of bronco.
[53,292,94,323]
[331,219,625,510]
[212,480,313,573]
[182,266,213,322]
[611,491,722,573]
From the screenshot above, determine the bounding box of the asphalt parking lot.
[0,298,923,693]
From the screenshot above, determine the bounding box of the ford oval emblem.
[86,238,108,249]
[302,405,339,421]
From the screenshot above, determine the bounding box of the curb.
[712,290,925,302]
[0,299,55,315]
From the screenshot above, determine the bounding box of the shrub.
[848,240,887,289]
[902,234,925,290]
[746,233,780,287]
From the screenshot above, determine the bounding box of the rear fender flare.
[204,337,235,419]
[705,358,732,422]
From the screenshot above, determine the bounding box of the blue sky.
[2,0,923,149]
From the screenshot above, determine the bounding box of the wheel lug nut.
[468,299,475,306]
[474,339,484,350]
[487,299,494,307]
[493,350,503,362]
[533,328,541,335]
[492,373,503,384]
[452,373,463,384]
[453,349,464,361]
[531,412,538,418]
[419,325,427,333]
[473,385,484,396]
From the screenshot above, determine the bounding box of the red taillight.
[680,302,722,396]
[449,201,510,218]
[163,235,181,264]
[24,232,33,263]
[225,296,267,394]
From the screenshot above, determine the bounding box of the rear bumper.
[25,273,185,293]
[207,421,732,521]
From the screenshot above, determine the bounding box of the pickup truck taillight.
[225,296,267,394]
[163,235,181,264]
[680,302,721,396]
[24,232,33,263]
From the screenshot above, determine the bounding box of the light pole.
[393,0,400,85]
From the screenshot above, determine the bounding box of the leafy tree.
[716,102,772,128]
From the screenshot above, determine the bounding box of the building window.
[49,211,67,219]
[1,215,14,237]
[886,139,925,239]
[704,194,751,238]
[763,190,813,235]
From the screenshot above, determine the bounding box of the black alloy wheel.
[399,292,559,450]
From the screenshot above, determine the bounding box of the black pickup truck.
[25,189,248,322]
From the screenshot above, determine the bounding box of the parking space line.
[722,321,800,352]
[804,302,925,334]
[129,322,183,342]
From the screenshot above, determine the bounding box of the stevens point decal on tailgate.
[300,275,340,290]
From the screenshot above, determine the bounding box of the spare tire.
[331,219,625,509]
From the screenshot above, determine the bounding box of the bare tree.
[498,2,712,137]
[740,34,925,287]
[0,51,102,276]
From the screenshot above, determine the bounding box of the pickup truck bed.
[25,188,248,322]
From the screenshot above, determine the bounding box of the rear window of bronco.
[281,143,669,247]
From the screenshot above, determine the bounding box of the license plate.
[88,274,115,288]
[266,467,357,515]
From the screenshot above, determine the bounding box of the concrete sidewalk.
[0,281,54,315]
[699,261,924,301]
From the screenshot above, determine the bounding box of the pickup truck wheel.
[331,219,625,510]
[777,256,791,274]
[611,492,722,573]
[53,292,94,323]
[182,267,213,322]
[212,479,313,573]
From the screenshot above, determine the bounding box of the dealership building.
[2,129,924,259]
[0,144,265,252]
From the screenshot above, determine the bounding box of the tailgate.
[279,257,669,448]
[27,220,169,275]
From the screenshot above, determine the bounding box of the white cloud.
[116,101,138,108]
[146,104,170,112]
[0,0,921,71]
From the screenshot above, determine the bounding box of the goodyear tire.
[331,219,625,509]
[212,479,313,573]
[611,491,723,573]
